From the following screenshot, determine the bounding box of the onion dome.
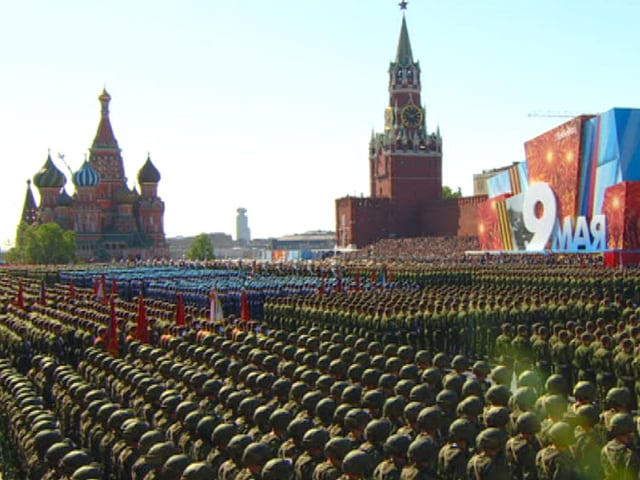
[113,186,138,204]
[33,152,67,189]
[137,154,161,184]
[72,159,101,188]
[56,190,73,207]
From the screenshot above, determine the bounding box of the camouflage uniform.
[535,447,579,480]
[373,459,402,480]
[505,434,540,480]
[601,438,640,480]
[466,453,509,480]
[438,441,469,480]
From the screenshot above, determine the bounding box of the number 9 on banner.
[522,183,557,251]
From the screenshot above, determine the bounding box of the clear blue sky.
[1,0,639,248]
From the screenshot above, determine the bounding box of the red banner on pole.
[176,293,186,327]
[108,297,119,357]
[137,295,149,344]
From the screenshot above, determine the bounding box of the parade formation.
[2,255,640,480]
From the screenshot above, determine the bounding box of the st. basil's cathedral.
[21,89,169,261]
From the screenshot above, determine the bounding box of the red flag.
[39,280,47,305]
[17,282,25,309]
[370,269,377,284]
[69,280,76,300]
[176,293,186,327]
[111,277,118,297]
[108,297,119,357]
[318,276,325,295]
[240,288,250,322]
[137,295,149,344]
[355,272,361,291]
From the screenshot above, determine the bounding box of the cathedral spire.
[21,179,38,225]
[92,88,119,149]
[395,13,414,67]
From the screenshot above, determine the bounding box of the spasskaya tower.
[370,3,442,205]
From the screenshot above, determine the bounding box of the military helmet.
[201,379,222,397]
[161,454,191,478]
[60,450,92,476]
[195,416,218,441]
[461,379,483,399]
[139,429,165,454]
[364,418,393,444]
[344,408,371,431]
[472,360,491,377]
[242,442,272,467]
[342,450,373,476]
[544,394,568,418]
[287,418,313,442]
[513,387,537,411]
[516,412,541,434]
[261,458,294,480]
[34,429,63,458]
[302,427,330,450]
[324,436,353,461]
[433,353,449,370]
[573,381,596,402]
[71,465,103,480]
[457,395,484,417]
[180,462,215,480]
[436,389,459,411]
[45,441,73,467]
[145,441,178,467]
[122,419,150,443]
[383,433,411,458]
[576,404,600,428]
[606,387,631,409]
[212,423,238,447]
[476,427,507,451]
[448,418,476,443]
[407,437,438,464]
[108,409,135,432]
[315,397,336,424]
[485,385,511,407]
[417,406,443,431]
[549,422,574,447]
[227,434,253,463]
[451,355,469,371]
[404,401,426,425]
[609,413,635,437]
[517,370,541,390]
[545,374,568,396]
[399,364,420,382]
[341,385,362,405]
[490,365,511,386]
[485,407,510,429]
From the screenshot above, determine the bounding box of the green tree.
[186,233,215,260]
[5,222,75,264]
[442,185,462,199]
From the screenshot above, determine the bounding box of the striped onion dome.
[72,160,101,188]
[33,153,67,189]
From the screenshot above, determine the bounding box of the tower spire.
[92,88,119,149]
[21,179,38,225]
[395,12,414,66]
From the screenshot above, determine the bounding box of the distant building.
[236,208,251,244]
[473,164,516,196]
[335,10,485,248]
[23,89,169,261]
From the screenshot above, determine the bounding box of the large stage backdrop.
[477,108,640,263]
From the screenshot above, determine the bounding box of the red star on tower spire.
[399,1,408,10]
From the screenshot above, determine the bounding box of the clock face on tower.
[401,105,423,129]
